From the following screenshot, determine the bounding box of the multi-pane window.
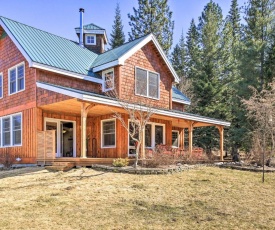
[9,62,25,95]
[0,73,3,98]
[0,113,22,147]
[85,35,96,45]
[172,131,179,148]
[155,125,163,145]
[102,69,114,91]
[101,119,116,147]
[145,123,165,148]
[135,67,159,99]
[12,115,22,145]
[3,117,11,146]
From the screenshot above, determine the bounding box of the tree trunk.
[134,142,141,168]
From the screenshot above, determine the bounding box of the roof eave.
[172,98,191,105]
[37,81,231,127]
[33,62,103,84]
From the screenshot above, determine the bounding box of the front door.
[45,118,76,157]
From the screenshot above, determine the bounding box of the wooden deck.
[37,157,117,167]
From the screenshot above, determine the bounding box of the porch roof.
[37,81,231,127]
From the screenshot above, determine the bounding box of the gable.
[92,34,180,83]
[119,41,173,109]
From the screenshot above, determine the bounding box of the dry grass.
[0,167,274,230]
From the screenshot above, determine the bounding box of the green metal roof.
[0,16,100,78]
[92,35,151,68]
[0,16,175,81]
[172,86,191,104]
[75,23,105,30]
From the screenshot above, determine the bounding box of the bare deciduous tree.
[104,75,157,168]
[242,83,275,182]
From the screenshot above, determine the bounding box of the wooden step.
[45,165,74,172]
[52,162,75,167]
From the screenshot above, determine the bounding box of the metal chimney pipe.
[79,8,84,47]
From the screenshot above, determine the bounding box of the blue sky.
[0,0,246,49]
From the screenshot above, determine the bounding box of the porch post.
[81,103,93,158]
[188,122,194,154]
[217,126,224,161]
[180,128,185,150]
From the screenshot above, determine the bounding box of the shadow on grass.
[68,172,107,180]
[0,166,46,180]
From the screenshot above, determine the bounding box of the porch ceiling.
[39,99,221,129]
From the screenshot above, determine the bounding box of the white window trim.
[102,68,114,92]
[8,61,25,95]
[0,112,23,148]
[172,130,180,148]
[0,72,3,99]
[44,118,77,158]
[101,118,116,148]
[135,66,160,100]
[85,34,96,45]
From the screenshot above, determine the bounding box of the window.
[85,34,96,45]
[3,117,11,146]
[0,113,22,147]
[128,122,139,156]
[101,119,116,148]
[145,124,152,147]
[8,62,25,95]
[0,73,3,98]
[155,125,163,145]
[102,68,114,92]
[135,67,159,99]
[128,121,165,156]
[12,115,22,145]
[172,131,179,148]
[145,123,165,148]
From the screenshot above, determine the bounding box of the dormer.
[75,9,107,54]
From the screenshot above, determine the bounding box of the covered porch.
[36,96,229,166]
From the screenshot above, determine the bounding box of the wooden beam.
[188,122,194,154]
[179,128,184,149]
[81,102,94,158]
[216,126,224,161]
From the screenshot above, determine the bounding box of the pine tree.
[243,0,275,89]
[171,31,193,106]
[189,1,226,153]
[222,0,245,154]
[228,0,241,42]
[194,0,224,117]
[171,31,186,78]
[185,19,201,81]
[128,0,174,54]
[110,3,125,49]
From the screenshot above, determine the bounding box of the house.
[0,10,230,166]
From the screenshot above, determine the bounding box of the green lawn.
[0,166,274,230]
